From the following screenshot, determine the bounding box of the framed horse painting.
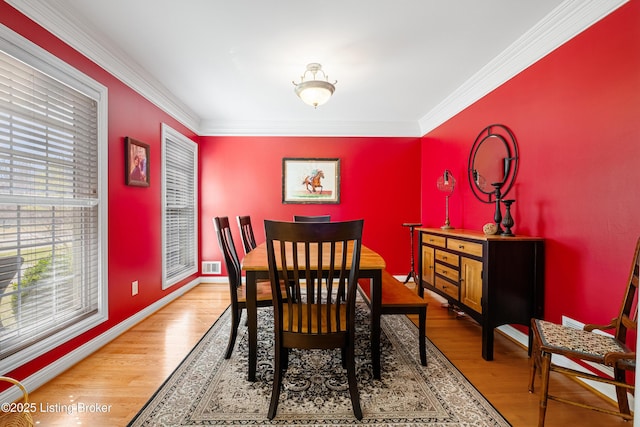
[282,158,340,204]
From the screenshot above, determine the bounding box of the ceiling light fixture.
[293,63,337,108]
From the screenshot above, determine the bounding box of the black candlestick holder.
[491,183,504,234]
[501,199,515,236]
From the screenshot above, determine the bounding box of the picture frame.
[282,158,340,204]
[125,137,150,187]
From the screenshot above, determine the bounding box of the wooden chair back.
[609,237,639,345]
[266,220,362,339]
[293,215,331,223]
[213,217,241,306]
[264,219,364,420]
[214,216,274,359]
[236,215,257,255]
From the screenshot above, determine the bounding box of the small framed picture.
[125,137,150,187]
[282,158,340,204]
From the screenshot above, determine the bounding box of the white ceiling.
[7,0,626,136]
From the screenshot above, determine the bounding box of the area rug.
[129,302,510,426]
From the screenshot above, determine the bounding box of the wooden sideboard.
[418,228,544,360]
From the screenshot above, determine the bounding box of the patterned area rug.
[129,302,510,426]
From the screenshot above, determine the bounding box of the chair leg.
[528,356,537,393]
[418,307,427,366]
[529,328,545,394]
[537,351,551,427]
[528,342,539,393]
[268,343,284,420]
[346,344,362,420]
[224,307,242,359]
[613,367,631,416]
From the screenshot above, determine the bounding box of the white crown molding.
[418,0,628,136]
[6,0,202,134]
[199,119,422,137]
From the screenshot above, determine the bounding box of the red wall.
[421,0,640,325]
[2,3,200,380]
[200,136,422,275]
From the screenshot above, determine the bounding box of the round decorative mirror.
[468,124,519,235]
[468,124,518,203]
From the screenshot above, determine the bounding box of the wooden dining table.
[241,241,386,381]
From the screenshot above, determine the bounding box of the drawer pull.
[458,245,464,249]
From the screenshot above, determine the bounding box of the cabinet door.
[460,257,483,313]
[421,245,435,286]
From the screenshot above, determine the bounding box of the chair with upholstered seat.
[264,219,364,420]
[213,216,275,359]
[293,215,331,223]
[237,215,257,255]
[528,237,639,426]
[0,376,33,427]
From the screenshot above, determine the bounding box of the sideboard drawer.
[435,276,458,299]
[422,233,446,248]
[435,262,459,282]
[435,249,459,266]
[448,238,483,257]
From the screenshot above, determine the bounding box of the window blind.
[0,46,102,364]
[162,124,197,288]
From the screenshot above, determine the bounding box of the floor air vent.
[202,261,221,275]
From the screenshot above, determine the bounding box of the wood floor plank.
[24,283,630,426]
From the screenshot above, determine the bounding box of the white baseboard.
[199,276,230,284]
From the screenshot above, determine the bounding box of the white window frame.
[161,123,198,289]
[0,25,108,373]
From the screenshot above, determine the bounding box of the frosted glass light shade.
[292,63,336,108]
[294,80,335,108]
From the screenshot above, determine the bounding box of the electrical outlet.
[132,280,139,296]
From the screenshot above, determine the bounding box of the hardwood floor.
[25,283,629,426]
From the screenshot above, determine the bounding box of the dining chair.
[292,215,331,223]
[0,376,33,427]
[213,216,275,359]
[0,255,22,295]
[528,237,639,426]
[264,219,364,420]
[0,256,23,329]
[236,215,257,255]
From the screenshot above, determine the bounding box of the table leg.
[370,270,382,379]
[245,271,258,381]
